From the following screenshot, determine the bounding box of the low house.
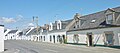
[6,30,18,40]
[0,25,4,52]
[4,29,11,40]
[6,29,22,40]
[66,6,120,46]
[41,19,73,43]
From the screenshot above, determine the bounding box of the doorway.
[88,35,93,46]
[62,35,65,43]
[57,35,60,42]
[87,32,93,46]
[53,35,55,43]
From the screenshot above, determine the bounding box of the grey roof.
[8,30,18,34]
[48,29,66,33]
[27,27,42,35]
[69,6,120,31]
[27,28,37,35]
[0,25,4,27]
[42,31,48,35]
[23,28,31,34]
[61,19,73,29]
[4,29,7,33]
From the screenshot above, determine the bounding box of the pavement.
[1,40,120,53]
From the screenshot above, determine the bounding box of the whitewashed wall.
[0,25,4,52]
[47,31,66,43]
[67,27,120,46]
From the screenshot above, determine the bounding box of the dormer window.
[58,23,60,29]
[106,14,113,24]
[75,21,79,28]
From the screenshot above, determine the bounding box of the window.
[76,21,79,28]
[106,14,113,24]
[58,23,60,29]
[105,34,113,45]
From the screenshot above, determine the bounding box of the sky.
[0,0,120,30]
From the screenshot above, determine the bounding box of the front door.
[87,35,93,46]
[62,35,65,43]
[87,32,93,46]
[53,35,55,43]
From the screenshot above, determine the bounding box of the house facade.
[36,19,73,44]
[5,30,22,40]
[66,6,120,46]
[46,20,73,43]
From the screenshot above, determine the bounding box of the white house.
[66,6,120,46]
[47,19,73,43]
[6,30,18,40]
[0,25,4,52]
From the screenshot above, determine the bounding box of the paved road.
[1,40,120,53]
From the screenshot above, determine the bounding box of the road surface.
[1,40,120,53]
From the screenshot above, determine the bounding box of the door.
[57,35,60,42]
[87,32,93,46]
[62,35,65,43]
[89,35,93,46]
[53,35,55,43]
[87,35,93,46]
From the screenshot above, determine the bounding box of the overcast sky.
[0,0,120,30]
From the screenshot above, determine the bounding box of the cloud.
[0,15,23,24]
[0,17,16,23]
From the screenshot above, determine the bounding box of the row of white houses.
[5,6,120,47]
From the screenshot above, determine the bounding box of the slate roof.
[4,29,7,33]
[27,28,38,35]
[69,6,120,31]
[61,19,73,29]
[48,29,66,33]
[8,30,18,34]
[48,19,73,33]
[0,25,4,27]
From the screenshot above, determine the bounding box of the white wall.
[48,31,66,43]
[67,27,120,46]
[0,25,4,52]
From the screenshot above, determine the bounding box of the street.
[1,40,120,53]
